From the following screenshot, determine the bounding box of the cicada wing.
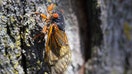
[53,29,69,46]
[45,25,60,65]
[45,24,70,65]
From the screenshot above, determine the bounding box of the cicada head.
[51,10,65,31]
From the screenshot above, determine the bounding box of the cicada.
[34,4,71,74]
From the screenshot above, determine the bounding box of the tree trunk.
[0,0,82,74]
[85,0,132,74]
[1,0,132,74]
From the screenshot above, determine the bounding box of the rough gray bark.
[86,0,132,74]
[0,0,82,74]
[1,0,131,74]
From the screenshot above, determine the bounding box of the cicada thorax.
[45,24,71,74]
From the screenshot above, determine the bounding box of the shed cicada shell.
[34,3,71,74]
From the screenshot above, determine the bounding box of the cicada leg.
[32,25,48,40]
[42,25,49,34]
[32,33,45,40]
[47,3,55,13]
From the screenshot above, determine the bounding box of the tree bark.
[86,0,132,74]
[1,0,131,74]
[0,0,82,74]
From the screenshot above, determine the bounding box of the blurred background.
[0,0,132,74]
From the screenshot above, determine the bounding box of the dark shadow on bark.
[71,0,102,62]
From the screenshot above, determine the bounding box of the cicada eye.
[52,13,59,19]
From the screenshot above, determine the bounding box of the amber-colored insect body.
[34,4,71,74]
[45,23,71,74]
